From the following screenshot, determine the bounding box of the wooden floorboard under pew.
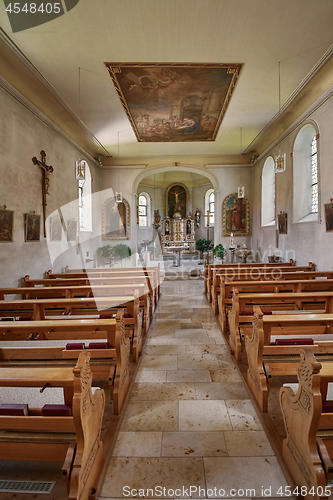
[228,289,333,361]
[280,348,333,500]
[203,259,296,295]
[0,286,144,362]
[245,307,333,412]
[0,312,130,415]
[23,276,153,328]
[63,263,161,299]
[218,276,333,331]
[0,350,105,500]
[205,261,314,301]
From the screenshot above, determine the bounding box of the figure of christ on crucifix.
[32,150,54,238]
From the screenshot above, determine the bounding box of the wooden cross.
[32,150,54,238]
[203,210,210,227]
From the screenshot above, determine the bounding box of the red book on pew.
[0,404,28,415]
[88,342,108,349]
[66,343,85,350]
[42,404,72,416]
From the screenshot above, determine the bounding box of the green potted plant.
[212,243,226,262]
[196,238,214,264]
[97,244,115,266]
[113,243,132,260]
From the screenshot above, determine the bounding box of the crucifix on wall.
[32,150,54,238]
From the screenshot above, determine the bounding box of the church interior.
[1,1,333,499]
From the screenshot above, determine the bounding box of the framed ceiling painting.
[102,197,130,240]
[105,62,242,142]
[222,193,250,236]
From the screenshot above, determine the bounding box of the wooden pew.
[0,286,144,360]
[218,276,333,330]
[23,276,153,328]
[63,263,161,299]
[280,349,333,499]
[0,313,130,415]
[228,290,333,361]
[207,262,317,304]
[48,267,160,308]
[204,259,296,294]
[245,307,333,412]
[0,350,105,500]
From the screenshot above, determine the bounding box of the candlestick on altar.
[230,232,234,246]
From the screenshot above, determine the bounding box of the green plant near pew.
[113,244,132,259]
[212,244,226,259]
[196,238,214,253]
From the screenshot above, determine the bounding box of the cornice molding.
[0,76,99,167]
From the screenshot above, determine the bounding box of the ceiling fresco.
[105,63,242,143]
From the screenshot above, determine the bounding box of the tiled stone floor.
[99,278,289,499]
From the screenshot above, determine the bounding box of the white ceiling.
[1,0,333,159]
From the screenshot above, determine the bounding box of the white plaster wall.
[0,87,101,286]
[251,94,333,270]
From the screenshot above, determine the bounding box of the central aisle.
[99,278,288,499]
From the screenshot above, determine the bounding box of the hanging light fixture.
[238,128,245,198]
[275,61,286,173]
[115,131,123,203]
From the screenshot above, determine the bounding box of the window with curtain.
[261,156,275,226]
[293,123,319,223]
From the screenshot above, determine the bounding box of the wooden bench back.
[0,350,105,499]
[280,348,332,494]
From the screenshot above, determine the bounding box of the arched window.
[205,189,214,227]
[78,161,92,232]
[293,124,319,223]
[138,192,151,227]
[261,156,275,226]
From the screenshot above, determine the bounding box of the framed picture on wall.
[0,209,14,242]
[50,216,62,241]
[67,220,77,241]
[324,202,333,232]
[24,213,40,242]
[222,193,250,236]
[102,197,130,240]
[278,212,287,234]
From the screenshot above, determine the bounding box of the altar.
[164,244,190,267]
[161,216,196,254]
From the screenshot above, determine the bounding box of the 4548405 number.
[277,486,332,496]
[5,3,61,14]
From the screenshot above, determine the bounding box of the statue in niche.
[165,221,170,235]
[186,220,191,235]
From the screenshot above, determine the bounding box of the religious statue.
[154,209,161,225]
[195,208,201,227]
